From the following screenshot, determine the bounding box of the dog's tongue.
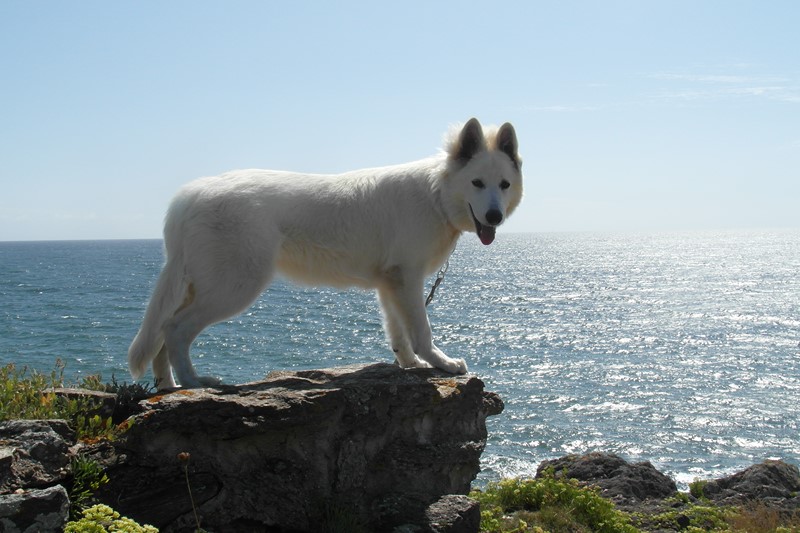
[478,224,496,246]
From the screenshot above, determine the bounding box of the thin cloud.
[649,71,789,84]
[653,85,800,103]
[650,72,791,84]
[522,104,600,113]
[649,69,800,104]
[520,69,799,116]
[651,73,753,84]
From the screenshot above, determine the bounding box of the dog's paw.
[413,356,434,369]
[441,357,468,375]
[197,375,223,387]
[154,376,178,391]
[176,376,221,389]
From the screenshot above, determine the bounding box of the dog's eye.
[471,179,485,189]
[500,180,511,190]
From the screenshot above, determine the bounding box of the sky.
[1,1,798,241]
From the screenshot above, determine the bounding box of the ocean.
[1,230,798,488]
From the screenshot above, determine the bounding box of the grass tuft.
[471,471,639,533]
[0,360,136,441]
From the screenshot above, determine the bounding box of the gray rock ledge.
[104,363,503,532]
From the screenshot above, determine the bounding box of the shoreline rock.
[702,459,800,511]
[1,364,799,532]
[533,452,800,517]
[103,363,502,532]
[537,452,678,504]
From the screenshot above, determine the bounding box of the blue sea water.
[1,230,799,488]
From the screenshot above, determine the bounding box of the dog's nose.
[485,209,503,226]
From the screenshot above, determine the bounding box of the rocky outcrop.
[0,420,75,494]
[0,420,77,532]
[0,485,70,533]
[1,364,501,532]
[536,452,800,512]
[4,366,800,532]
[418,495,481,533]
[537,452,678,504]
[101,363,502,532]
[702,459,800,510]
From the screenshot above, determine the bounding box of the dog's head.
[442,118,523,245]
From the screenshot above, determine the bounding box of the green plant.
[726,502,800,533]
[75,413,134,443]
[678,503,731,531]
[0,361,134,442]
[64,504,158,533]
[83,373,155,401]
[69,455,109,520]
[78,373,108,392]
[1,360,71,420]
[471,472,639,533]
[689,478,709,500]
[79,414,114,441]
[666,491,691,505]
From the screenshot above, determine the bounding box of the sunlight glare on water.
[1,230,798,488]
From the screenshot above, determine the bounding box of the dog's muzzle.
[469,204,501,245]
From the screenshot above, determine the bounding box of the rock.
[537,452,677,503]
[102,363,502,532]
[52,388,118,420]
[53,386,150,424]
[703,459,800,508]
[423,495,481,533]
[0,420,75,493]
[0,485,70,533]
[392,495,480,533]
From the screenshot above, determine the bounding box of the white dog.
[129,118,523,389]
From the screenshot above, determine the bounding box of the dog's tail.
[128,252,188,380]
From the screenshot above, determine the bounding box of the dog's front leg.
[377,287,432,369]
[381,275,467,375]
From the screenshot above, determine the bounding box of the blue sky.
[1,1,798,241]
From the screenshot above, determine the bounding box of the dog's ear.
[451,118,487,163]
[496,122,521,170]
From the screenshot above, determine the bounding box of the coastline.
[2,364,799,532]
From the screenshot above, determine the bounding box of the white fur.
[128,118,523,389]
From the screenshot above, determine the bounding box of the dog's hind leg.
[163,307,218,388]
[152,344,177,389]
[164,276,271,387]
[164,242,278,388]
[379,274,467,374]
